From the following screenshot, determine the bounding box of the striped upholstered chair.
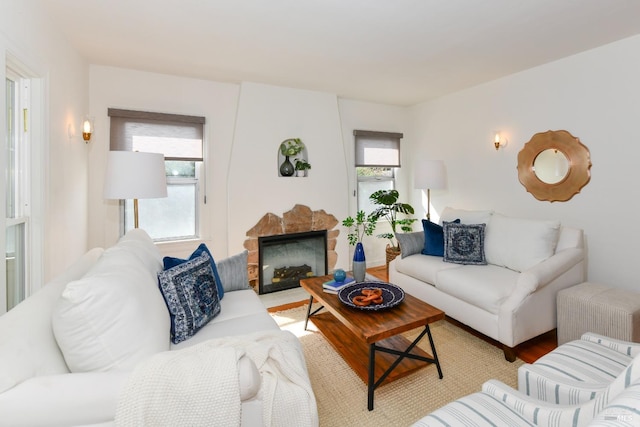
[412,358,640,427]
[519,332,640,405]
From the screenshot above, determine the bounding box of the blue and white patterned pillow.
[158,252,221,344]
[443,222,487,265]
[163,243,224,299]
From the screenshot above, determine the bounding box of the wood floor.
[367,265,557,363]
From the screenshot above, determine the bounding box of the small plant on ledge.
[294,158,311,176]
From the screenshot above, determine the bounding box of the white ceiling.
[41,0,640,106]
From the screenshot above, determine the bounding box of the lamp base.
[133,198,139,228]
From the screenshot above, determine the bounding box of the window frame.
[108,109,206,242]
[353,130,403,216]
[3,58,44,313]
[356,167,396,216]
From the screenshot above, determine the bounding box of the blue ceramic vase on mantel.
[352,242,366,282]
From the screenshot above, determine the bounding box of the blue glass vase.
[352,242,366,282]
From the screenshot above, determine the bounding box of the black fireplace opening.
[258,230,328,294]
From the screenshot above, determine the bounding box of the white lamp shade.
[103,151,168,200]
[414,160,446,190]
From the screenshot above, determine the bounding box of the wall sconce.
[494,131,507,150]
[82,116,94,143]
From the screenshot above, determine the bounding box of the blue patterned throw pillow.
[443,222,487,265]
[163,243,224,299]
[158,252,221,344]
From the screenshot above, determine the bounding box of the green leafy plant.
[368,189,416,250]
[279,138,305,157]
[342,210,376,246]
[294,158,311,171]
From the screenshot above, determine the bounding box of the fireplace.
[243,204,340,291]
[258,230,328,294]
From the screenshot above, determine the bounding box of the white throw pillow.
[484,213,561,272]
[52,230,170,373]
[0,248,103,393]
[440,207,493,225]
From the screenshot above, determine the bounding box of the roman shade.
[354,130,403,168]
[108,108,205,161]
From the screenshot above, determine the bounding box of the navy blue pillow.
[163,243,224,299]
[421,219,460,257]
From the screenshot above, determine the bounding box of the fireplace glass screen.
[259,230,327,294]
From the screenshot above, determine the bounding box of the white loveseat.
[0,229,316,427]
[390,207,586,361]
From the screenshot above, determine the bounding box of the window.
[354,130,402,216]
[4,67,30,311]
[108,109,206,241]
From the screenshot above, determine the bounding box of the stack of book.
[322,276,355,294]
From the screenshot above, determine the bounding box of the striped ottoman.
[557,282,640,345]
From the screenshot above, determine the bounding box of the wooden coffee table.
[300,275,445,410]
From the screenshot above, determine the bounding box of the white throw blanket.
[115,330,318,427]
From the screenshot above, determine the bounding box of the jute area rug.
[271,304,524,427]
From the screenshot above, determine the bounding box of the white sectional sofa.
[0,229,316,427]
[390,207,586,361]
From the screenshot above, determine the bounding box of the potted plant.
[342,210,376,282]
[279,138,305,176]
[368,189,416,266]
[294,158,311,177]
[342,210,376,246]
[280,138,304,157]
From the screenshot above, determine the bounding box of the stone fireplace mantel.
[244,204,339,290]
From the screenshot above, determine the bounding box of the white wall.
[88,66,240,258]
[13,1,636,288]
[337,99,412,265]
[88,71,411,270]
[228,83,350,265]
[409,35,640,291]
[0,1,89,284]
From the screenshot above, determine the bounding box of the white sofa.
[0,229,316,427]
[390,207,586,361]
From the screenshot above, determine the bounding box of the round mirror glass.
[533,149,569,184]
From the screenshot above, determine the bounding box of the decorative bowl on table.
[338,281,405,311]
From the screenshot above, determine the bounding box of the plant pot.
[353,242,366,282]
[385,245,401,276]
[296,170,305,177]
